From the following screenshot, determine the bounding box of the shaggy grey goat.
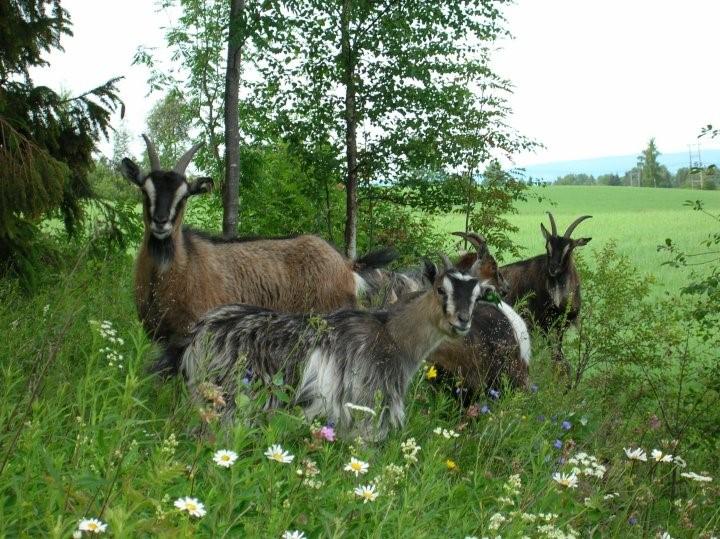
[179,259,494,440]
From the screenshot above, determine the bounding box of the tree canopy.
[0,0,122,280]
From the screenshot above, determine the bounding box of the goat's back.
[136,233,357,345]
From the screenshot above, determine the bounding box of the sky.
[30,0,720,166]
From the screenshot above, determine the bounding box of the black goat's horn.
[142,134,161,171]
[451,231,488,256]
[564,215,592,238]
[546,212,558,236]
[174,142,202,175]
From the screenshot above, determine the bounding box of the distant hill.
[518,149,720,183]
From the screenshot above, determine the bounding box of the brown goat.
[120,135,393,375]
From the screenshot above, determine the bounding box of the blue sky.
[31,0,720,166]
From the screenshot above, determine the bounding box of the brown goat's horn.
[440,254,453,271]
[142,134,161,171]
[564,215,592,238]
[451,231,488,256]
[546,212,558,236]
[174,142,202,175]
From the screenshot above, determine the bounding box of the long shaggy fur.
[179,268,486,439]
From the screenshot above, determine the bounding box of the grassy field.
[0,186,717,538]
[439,185,720,293]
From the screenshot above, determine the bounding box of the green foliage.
[462,161,538,261]
[358,200,446,265]
[0,248,718,537]
[0,0,122,283]
[555,173,596,186]
[146,89,194,168]
[566,242,719,456]
[660,199,720,342]
[237,143,344,239]
[638,138,673,188]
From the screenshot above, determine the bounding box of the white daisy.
[651,449,673,463]
[282,531,307,539]
[78,518,107,534]
[624,447,648,462]
[174,496,207,517]
[552,472,578,489]
[344,457,369,477]
[680,471,712,482]
[344,402,377,416]
[213,449,239,468]
[265,444,295,464]
[354,484,379,503]
[433,427,459,439]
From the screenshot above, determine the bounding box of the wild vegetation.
[1,1,718,538]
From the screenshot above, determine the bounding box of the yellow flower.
[445,459,458,471]
[426,365,438,380]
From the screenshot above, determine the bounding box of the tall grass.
[0,244,717,538]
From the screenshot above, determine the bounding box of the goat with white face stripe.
[177,258,494,440]
[120,136,212,246]
[118,136,395,374]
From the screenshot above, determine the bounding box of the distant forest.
[552,138,718,190]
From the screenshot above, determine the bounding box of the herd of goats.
[118,137,593,440]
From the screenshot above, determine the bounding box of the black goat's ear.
[188,177,213,195]
[540,222,552,240]
[575,237,592,246]
[422,259,437,284]
[119,158,143,186]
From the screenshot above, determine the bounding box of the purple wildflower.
[480,404,490,414]
[530,383,539,393]
[488,389,500,400]
[319,425,335,442]
[553,439,563,449]
[561,420,572,431]
[537,415,546,422]
[628,516,638,526]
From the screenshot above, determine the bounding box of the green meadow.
[439,185,720,294]
[0,185,717,538]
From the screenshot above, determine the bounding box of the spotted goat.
[363,232,531,396]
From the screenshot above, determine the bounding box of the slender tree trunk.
[222,0,244,239]
[324,177,334,243]
[341,0,358,259]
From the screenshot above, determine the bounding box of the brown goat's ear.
[574,237,591,247]
[119,158,143,186]
[540,222,552,241]
[188,177,213,196]
[422,259,437,285]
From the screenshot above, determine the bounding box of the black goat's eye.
[437,287,445,296]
